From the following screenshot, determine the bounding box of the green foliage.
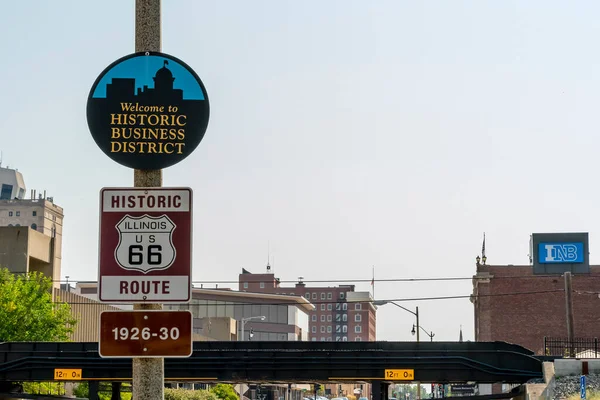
[211,383,239,400]
[73,382,133,400]
[0,268,77,341]
[22,381,64,395]
[165,388,219,400]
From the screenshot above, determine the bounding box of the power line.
[31,274,600,285]
[53,288,565,306]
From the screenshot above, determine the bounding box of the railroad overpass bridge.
[0,341,543,399]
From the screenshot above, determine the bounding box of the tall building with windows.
[0,166,64,288]
[239,268,377,342]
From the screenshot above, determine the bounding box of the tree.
[0,268,77,341]
[211,384,238,400]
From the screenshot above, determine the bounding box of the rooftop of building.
[190,287,315,313]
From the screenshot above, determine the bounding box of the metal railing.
[544,337,599,358]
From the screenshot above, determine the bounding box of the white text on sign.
[385,369,415,380]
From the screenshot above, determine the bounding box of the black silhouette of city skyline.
[105,60,185,103]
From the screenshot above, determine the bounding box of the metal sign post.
[87,0,210,397]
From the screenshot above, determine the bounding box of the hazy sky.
[1,1,599,343]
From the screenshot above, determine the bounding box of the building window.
[305,293,310,299]
[321,326,325,333]
[311,315,317,322]
[342,336,348,342]
[342,325,347,333]
[355,303,362,310]
[340,292,345,299]
[327,315,332,322]
[320,304,325,311]
[311,337,316,342]
[321,337,326,341]
[31,223,37,231]
[312,293,317,300]
[327,304,332,311]
[355,337,362,342]
[327,293,332,299]
[311,326,316,333]
[0,184,13,200]
[320,293,326,300]
[321,315,325,322]
[335,303,341,311]
[16,211,20,217]
[355,326,362,333]
[336,325,341,333]
[327,337,332,341]
[32,211,37,216]
[335,315,341,322]
[327,326,332,333]
[260,282,265,289]
[342,303,347,311]
[355,314,362,322]
[342,314,347,322]
[243,282,248,289]
[8,211,13,216]
[335,336,341,342]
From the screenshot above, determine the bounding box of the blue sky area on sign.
[92,55,205,100]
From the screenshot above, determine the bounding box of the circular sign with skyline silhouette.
[86,52,210,170]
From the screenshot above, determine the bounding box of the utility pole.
[564,271,575,357]
[132,1,163,399]
[416,306,420,400]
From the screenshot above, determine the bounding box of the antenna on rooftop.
[266,241,271,272]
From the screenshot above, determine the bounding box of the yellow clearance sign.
[54,369,82,380]
[385,369,414,380]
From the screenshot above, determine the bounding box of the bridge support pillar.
[372,381,389,400]
[112,382,122,400]
[89,381,99,400]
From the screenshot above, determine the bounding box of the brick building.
[239,268,377,342]
[472,262,600,355]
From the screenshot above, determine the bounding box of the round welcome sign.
[86,52,210,170]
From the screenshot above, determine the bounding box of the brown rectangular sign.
[99,310,193,358]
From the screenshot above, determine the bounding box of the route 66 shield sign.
[115,214,177,273]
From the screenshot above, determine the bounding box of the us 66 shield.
[98,187,192,303]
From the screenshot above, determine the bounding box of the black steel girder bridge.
[0,341,542,384]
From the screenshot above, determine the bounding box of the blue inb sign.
[581,375,586,399]
[538,243,584,264]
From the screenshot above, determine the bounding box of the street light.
[237,316,266,400]
[373,300,420,341]
[239,316,266,342]
[412,324,434,342]
[374,301,435,400]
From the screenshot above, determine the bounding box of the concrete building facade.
[0,166,26,200]
[0,167,63,288]
[0,226,62,289]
